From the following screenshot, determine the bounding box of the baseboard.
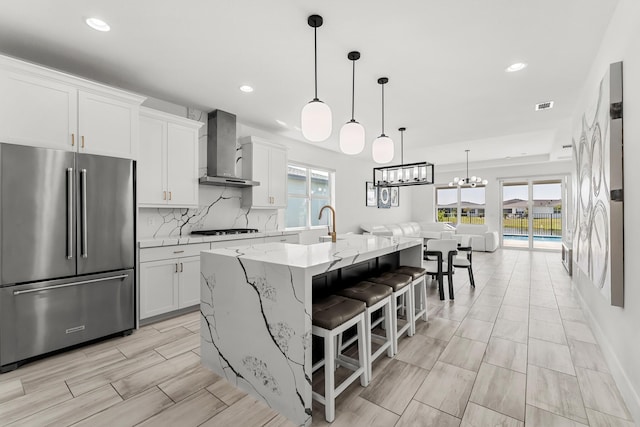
[574,286,640,424]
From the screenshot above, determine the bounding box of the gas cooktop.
[191,228,259,236]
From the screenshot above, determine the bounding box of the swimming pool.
[503,234,562,241]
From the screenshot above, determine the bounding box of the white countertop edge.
[202,235,423,270]
[138,230,298,249]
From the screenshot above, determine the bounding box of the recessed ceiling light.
[505,62,527,72]
[86,17,110,32]
[275,119,287,127]
[239,85,254,93]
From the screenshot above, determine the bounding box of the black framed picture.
[378,186,391,208]
[390,187,399,207]
[366,182,377,207]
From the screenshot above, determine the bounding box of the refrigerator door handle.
[67,167,73,259]
[13,274,129,295]
[81,168,88,258]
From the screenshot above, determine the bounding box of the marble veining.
[138,186,280,241]
[200,235,423,425]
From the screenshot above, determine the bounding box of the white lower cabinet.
[177,256,201,308]
[139,259,179,319]
[139,243,209,320]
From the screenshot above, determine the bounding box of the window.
[436,186,486,225]
[436,188,458,224]
[286,164,334,228]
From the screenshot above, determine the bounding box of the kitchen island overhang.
[199,235,423,426]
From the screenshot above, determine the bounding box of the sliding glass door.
[501,179,564,250]
[502,182,529,248]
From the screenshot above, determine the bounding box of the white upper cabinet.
[241,136,288,209]
[138,107,202,208]
[0,54,145,158]
[0,71,77,150]
[78,90,139,158]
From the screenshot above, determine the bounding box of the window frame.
[286,162,335,230]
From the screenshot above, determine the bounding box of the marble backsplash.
[137,107,281,239]
[138,186,282,239]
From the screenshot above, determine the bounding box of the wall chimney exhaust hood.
[199,110,260,188]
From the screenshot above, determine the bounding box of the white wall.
[570,0,640,421]
[408,160,571,233]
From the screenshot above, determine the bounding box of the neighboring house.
[502,198,561,218]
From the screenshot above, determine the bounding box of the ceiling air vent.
[535,101,554,111]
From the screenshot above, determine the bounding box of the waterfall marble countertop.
[138,230,299,249]
[199,234,424,425]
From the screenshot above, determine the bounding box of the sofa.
[360,221,455,240]
[360,222,499,252]
[454,224,499,252]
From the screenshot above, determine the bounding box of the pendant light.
[301,14,332,142]
[448,149,489,187]
[339,51,365,155]
[372,77,394,163]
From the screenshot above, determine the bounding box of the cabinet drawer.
[140,243,210,263]
[210,237,265,250]
[264,234,299,244]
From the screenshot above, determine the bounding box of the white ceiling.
[0,0,618,165]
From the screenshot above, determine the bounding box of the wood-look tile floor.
[0,250,635,426]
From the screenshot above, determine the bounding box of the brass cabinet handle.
[163,191,167,200]
[169,191,172,200]
[71,133,75,147]
[180,263,184,273]
[81,135,85,149]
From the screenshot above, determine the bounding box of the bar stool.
[312,295,368,422]
[336,281,393,381]
[393,266,428,335]
[367,272,413,355]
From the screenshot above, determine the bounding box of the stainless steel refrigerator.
[0,143,135,372]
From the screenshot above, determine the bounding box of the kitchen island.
[199,234,423,426]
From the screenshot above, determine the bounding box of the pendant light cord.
[351,59,355,120]
[466,150,469,181]
[314,27,318,100]
[401,130,404,165]
[381,83,385,135]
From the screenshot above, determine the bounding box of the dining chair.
[452,236,476,288]
[423,239,458,300]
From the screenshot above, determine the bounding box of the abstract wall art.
[366,182,377,207]
[572,61,624,307]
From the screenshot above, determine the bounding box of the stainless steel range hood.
[199,110,260,187]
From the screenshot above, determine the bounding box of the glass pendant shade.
[339,120,365,154]
[301,100,332,142]
[372,135,394,164]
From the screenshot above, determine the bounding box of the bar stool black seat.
[336,281,394,381]
[311,295,368,422]
[367,272,413,354]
